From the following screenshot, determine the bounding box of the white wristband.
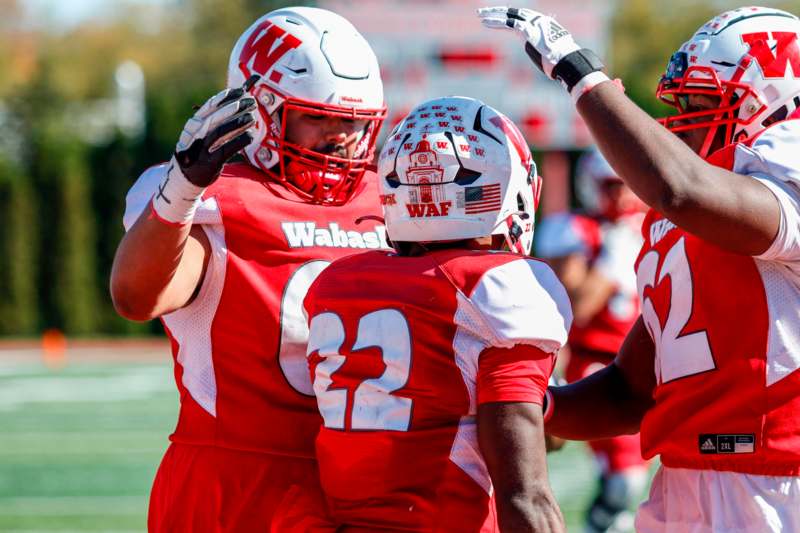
[151,156,206,225]
[570,71,611,104]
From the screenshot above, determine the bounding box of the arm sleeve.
[467,258,573,354]
[751,175,800,267]
[733,121,800,268]
[477,344,554,405]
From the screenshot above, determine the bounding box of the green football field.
[0,345,649,532]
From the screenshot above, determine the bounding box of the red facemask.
[656,52,765,158]
[255,94,386,205]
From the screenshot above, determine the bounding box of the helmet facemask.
[657,51,765,158]
[656,7,800,159]
[252,90,386,205]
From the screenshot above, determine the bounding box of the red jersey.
[635,120,800,476]
[536,212,642,353]
[303,249,572,531]
[124,162,388,458]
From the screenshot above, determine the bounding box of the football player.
[109,7,387,531]
[480,5,800,531]
[302,96,572,532]
[536,148,647,533]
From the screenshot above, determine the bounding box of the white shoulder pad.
[123,164,222,231]
[468,258,572,353]
[535,212,587,259]
[734,121,800,187]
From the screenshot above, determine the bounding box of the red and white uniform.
[302,249,572,532]
[123,162,388,531]
[536,212,645,474]
[634,121,800,532]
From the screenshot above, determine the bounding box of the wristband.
[552,48,605,92]
[542,388,554,423]
[151,157,206,225]
[571,71,612,104]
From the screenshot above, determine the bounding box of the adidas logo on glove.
[547,21,569,42]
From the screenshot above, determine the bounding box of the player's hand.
[477,7,605,94]
[172,75,259,187]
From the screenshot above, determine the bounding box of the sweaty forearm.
[546,362,652,440]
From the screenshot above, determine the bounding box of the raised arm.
[575,82,779,255]
[110,82,257,321]
[477,6,781,256]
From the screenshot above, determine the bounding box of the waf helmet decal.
[405,136,452,217]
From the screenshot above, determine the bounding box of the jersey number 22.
[307,309,413,432]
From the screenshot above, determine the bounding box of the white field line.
[0,366,174,411]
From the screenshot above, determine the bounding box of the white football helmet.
[378,96,540,255]
[227,6,386,204]
[657,6,800,158]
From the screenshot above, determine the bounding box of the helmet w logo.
[742,31,800,79]
[238,20,302,81]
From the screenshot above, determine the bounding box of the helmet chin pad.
[283,161,349,203]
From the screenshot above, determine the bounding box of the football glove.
[152,75,258,225]
[477,7,606,94]
[174,74,259,187]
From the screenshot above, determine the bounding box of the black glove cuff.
[552,48,605,92]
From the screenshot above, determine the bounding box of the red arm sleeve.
[477,344,555,405]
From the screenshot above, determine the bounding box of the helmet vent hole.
[763,105,788,127]
[285,18,302,25]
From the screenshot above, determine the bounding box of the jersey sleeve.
[123,163,222,231]
[467,258,572,354]
[534,212,587,258]
[733,121,800,268]
[476,344,554,405]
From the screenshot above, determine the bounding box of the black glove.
[174,75,259,187]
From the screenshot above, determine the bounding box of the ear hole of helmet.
[763,104,789,127]
[517,191,526,212]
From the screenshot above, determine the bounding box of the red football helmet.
[227,7,386,204]
[657,7,800,158]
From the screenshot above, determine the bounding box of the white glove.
[477,6,607,95]
[152,76,258,224]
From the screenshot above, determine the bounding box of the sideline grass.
[0,352,646,531]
